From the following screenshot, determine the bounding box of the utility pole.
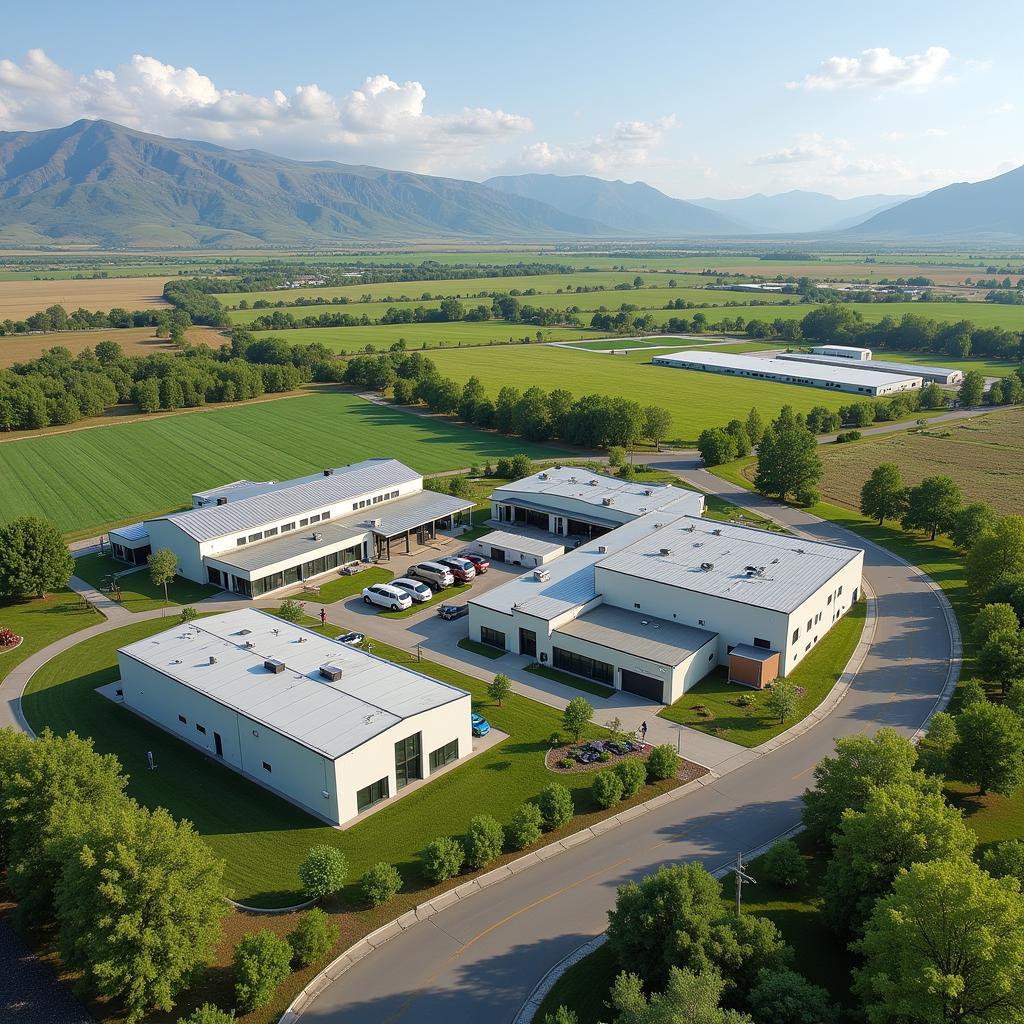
[733,852,756,916]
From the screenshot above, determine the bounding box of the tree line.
[0,302,185,337]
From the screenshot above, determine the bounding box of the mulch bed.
[0,637,24,655]
[545,741,707,784]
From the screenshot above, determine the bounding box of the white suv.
[362,583,413,611]
[390,577,433,603]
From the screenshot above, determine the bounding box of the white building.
[116,609,472,825]
[779,352,963,386]
[108,459,474,599]
[468,469,863,704]
[469,530,565,567]
[652,350,922,397]
[811,345,872,361]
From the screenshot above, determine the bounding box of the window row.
[353,489,400,512]
[552,646,614,685]
[233,509,334,548]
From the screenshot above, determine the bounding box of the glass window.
[265,526,278,537]
[207,567,222,586]
[310,513,321,523]
[357,777,389,812]
[394,733,422,789]
[178,714,187,724]
[262,761,272,773]
[429,739,459,772]
[248,532,263,543]
[322,510,331,520]
[300,518,309,527]
[281,522,295,533]
[552,647,613,684]
[480,626,506,650]
[196,724,206,734]
[236,537,246,547]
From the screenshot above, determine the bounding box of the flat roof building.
[811,345,872,361]
[777,352,963,386]
[652,350,922,397]
[116,609,472,824]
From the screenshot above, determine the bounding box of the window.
[264,526,278,537]
[791,628,800,644]
[553,647,614,685]
[322,510,331,520]
[753,637,770,649]
[207,567,222,586]
[300,518,309,527]
[196,724,206,735]
[480,626,506,651]
[178,714,187,724]
[357,777,389,812]
[394,733,422,789]
[429,739,459,772]
[262,761,272,773]
[827,594,832,604]
[281,522,295,533]
[391,490,399,499]
[837,585,844,596]
[236,537,246,547]
[309,513,321,523]
[248,532,263,543]
[807,619,812,632]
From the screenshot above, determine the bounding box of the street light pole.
[734,852,756,916]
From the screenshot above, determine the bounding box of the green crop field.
[0,391,568,535]
[872,350,1021,376]
[420,345,855,444]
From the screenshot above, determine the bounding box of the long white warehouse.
[652,349,922,396]
[116,609,472,825]
[777,352,963,385]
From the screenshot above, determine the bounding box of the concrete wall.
[145,519,208,585]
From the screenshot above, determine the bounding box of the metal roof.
[652,350,922,390]
[475,530,565,558]
[731,643,779,662]
[150,459,420,542]
[191,479,277,503]
[366,489,474,537]
[491,466,701,520]
[596,516,862,614]
[207,521,368,575]
[117,609,469,760]
[777,352,962,383]
[555,605,716,666]
[109,522,149,543]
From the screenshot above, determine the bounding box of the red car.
[436,556,477,583]
[461,553,490,574]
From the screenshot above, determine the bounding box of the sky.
[1,1,1020,201]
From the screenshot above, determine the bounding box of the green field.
[872,349,1021,375]
[0,391,568,535]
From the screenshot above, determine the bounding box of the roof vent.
[602,497,613,506]
[538,472,548,480]
[711,528,722,536]
[660,547,672,556]
[568,475,577,483]
[264,658,286,674]
[208,655,217,665]
[700,561,715,572]
[589,479,599,486]
[319,664,343,682]
[244,640,256,649]
[644,489,654,496]
[683,524,695,532]
[598,544,608,553]
[794,548,806,554]
[638,507,648,514]
[534,568,551,582]
[312,532,323,541]
[323,468,334,476]
[216,496,228,506]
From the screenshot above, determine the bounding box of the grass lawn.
[312,566,392,603]
[74,553,219,612]
[526,663,616,700]
[0,390,569,536]
[658,600,867,746]
[21,612,674,909]
[457,637,506,659]
[0,590,103,687]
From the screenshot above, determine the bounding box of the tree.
[822,782,976,934]
[974,603,1022,646]
[0,515,74,598]
[609,967,753,1024]
[902,475,963,540]
[463,814,504,870]
[698,428,737,467]
[1007,679,1024,717]
[765,680,800,724]
[919,381,946,409]
[593,768,625,808]
[854,859,1024,1024]
[754,414,821,504]
[608,445,627,468]
[438,296,465,322]
[537,782,574,830]
[361,861,402,906]
[918,710,958,775]
[562,696,594,742]
[276,598,305,623]
[233,930,293,1013]
[421,835,465,882]
[951,700,1024,795]
[859,464,907,526]
[287,908,339,968]
[978,628,1024,692]
[178,1004,235,1024]
[759,840,807,888]
[298,845,348,902]
[542,1008,578,1024]
[506,802,543,850]
[54,801,226,1022]
[488,673,512,707]
[982,575,1024,623]
[982,839,1024,886]
[725,419,751,457]
[148,547,178,604]
[801,728,924,845]
[746,968,836,1024]
[646,744,681,781]
[643,406,673,450]
[509,452,533,478]
[745,407,765,446]
[959,369,986,406]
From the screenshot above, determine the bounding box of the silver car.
[390,577,433,603]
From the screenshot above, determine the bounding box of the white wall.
[145,520,207,585]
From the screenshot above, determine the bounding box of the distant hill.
[690,190,910,234]
[484,173,741,236]
[0,120,614,246]
[848,164,1024,239]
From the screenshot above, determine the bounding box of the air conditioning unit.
[534,568,551,582]
[323,468,334,476]
[598,544,608,553]
[208,655,217,665]
[244,640,256,649]
[644,489,654,496]
[538,472,548,480]
[589,479,599,486]
[601,497,613,506]
[700,562,715,572]
[319,664,343,682]
[660,547,672,556]
[216,496,228,506]
[312,532,323,541]
[371,518,382,527]
[264,658,286,674]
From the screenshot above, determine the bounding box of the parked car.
[407,561,456,590]
[437,603,469,620]
[336,631,365,646]
[461,553,490,574]
[471,713,491,737]
[390,577,433,603]
[436,556,477,583]
[362,583,413,612]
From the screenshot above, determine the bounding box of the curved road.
[299,458,957,1024]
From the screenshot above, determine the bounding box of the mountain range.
[0,119,1021,245]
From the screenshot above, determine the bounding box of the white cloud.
[993,102,1015,115]
[751,134,849,165]
[0,49,532,170]
[924,127,948,137]
[516,115,677,175]
[788,46,951,90]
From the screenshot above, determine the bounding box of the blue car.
[471,713,491,737]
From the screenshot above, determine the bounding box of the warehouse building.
[652,350,922,396]
[115,609,472,824]
[108,459,474,598]
[469,530,565,567]
[468,505,863,704]
[811,344,872,361]
[777,352,963,386]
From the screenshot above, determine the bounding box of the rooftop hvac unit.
[534,568,551,582]
[589,479,599,486]
[264,658,286,674]
[711,528,722,536]
[323,468,334,476]
[660,547,672,556]
[208,655,217,665]
[644,489,654,496]
[538,472,548,480]
[319,664,343,682]
[216,496,228,506]
[312,532,323,541]
[602,497,613,506]
[700,562,715,572]
[568,475,577,483]
[598,544,608,553]
[371,518,382,527]
[244,640,256,649]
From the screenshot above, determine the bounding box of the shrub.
[287,908,339,968]
[598,750,612,763]
[463,814,504,870]
[506,803,543,850]
[233,930,293,1013]
[277,598,305,623]
[179,606,198,624]
[593,769,624,808]
[557,757,573,769]
[298,845,348,902]
[646,744,681,782]
[538,782,575,830]
[543,1008,579,1024]
[421,836,465,882]
[615,757,647,798]
[760,839,808,888]
[835,430,862,443]
[178,1004,235,1024]
[361,862,403,906]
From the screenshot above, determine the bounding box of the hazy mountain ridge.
[690,190,911,233]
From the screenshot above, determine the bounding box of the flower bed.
[0,628,24,653]
[545,739,707,784]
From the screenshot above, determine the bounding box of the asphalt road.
[300,459,955,1024]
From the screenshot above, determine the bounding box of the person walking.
[320,607,327,626]
[640,720,648,743]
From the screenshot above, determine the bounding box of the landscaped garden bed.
[546,738,707,784]
[0,627,24,652]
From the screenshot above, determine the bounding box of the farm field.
[818,408,1024,515]
[871,349,1021,376]
[420,344,855,443]
[0,325,221,367]
[0,276,172,318]
[0,390,568,535]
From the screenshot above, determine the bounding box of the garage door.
[489,547,506,563]
[620,669,665,703]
